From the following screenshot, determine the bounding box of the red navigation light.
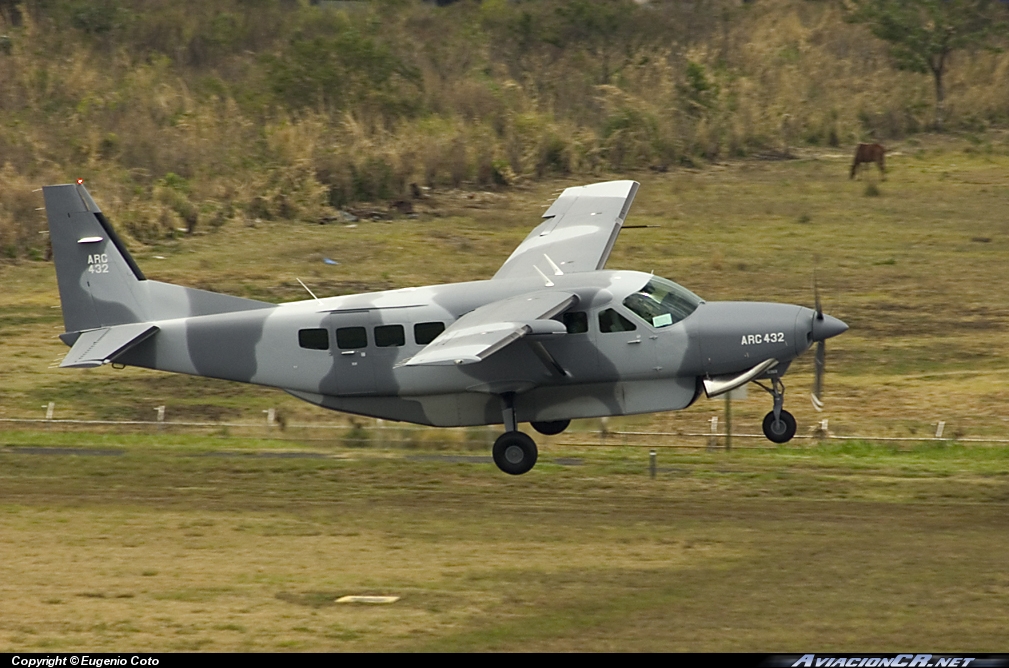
[76,178,84,185]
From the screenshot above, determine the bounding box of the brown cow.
[850,143,885,179]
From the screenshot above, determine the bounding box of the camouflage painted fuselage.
[44,180,843,431]
[110,271,815,427]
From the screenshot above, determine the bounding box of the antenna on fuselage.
[534,266,555,287]
[296,278,322,305]
[543,254,564,276]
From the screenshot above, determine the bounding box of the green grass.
[0,436,1007,651]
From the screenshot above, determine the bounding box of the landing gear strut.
[494,392,539,475]
[492,395,570,474]
[757,377,797,443]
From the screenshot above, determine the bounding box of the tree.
[846,0,1006,129]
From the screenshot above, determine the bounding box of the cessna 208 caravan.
[44,180,847,474]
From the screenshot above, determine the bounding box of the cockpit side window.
[563,311,588,334]
[622,277,703,328]
[598,308,637,333]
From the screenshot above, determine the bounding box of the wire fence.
[4,413,1009,449]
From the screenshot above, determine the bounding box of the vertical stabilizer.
[43,183,149,332]
[44,182,273,341]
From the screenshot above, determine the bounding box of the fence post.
[708,416,718,451]
[155,405,165,431]
[724,393,732,452]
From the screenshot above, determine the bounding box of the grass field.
[1,135,1009,650]
[1,433,1008,651]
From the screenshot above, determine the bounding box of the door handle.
[341,350,356,356]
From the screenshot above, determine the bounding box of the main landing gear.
[493,394,570,475]
[756,377,797,443]
[493,431,538,475]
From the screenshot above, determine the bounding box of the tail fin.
[44,183,272,338]
[43,183,150,332]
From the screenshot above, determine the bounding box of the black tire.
[762,410,797,443]
[531,419,570,436]
[492,431,538,475]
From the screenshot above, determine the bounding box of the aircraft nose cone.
[811,314,848,342]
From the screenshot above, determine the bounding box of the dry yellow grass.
[2,0,1007,257]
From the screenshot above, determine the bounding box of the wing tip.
[561,180,639,198]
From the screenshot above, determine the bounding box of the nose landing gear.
[757,377,797,443]
[762,409,797,443]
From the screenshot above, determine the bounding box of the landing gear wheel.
[493,431,538,475]
[531,419,570,436]
[762,410,797,443]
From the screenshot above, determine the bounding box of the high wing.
[402,291,577,367]
[493,180,639,280]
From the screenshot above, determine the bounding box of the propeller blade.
[811,339,825,411]
[813,270,822,320]
[810,269,827,411]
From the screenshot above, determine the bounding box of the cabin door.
[328,310,377,396]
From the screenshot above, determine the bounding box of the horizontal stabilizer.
[703,358,778,398]
[60,323,158,369]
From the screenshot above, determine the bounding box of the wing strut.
[526,341,569,378]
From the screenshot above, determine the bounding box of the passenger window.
[298,328,329,350]
[414,321,445,345]
[563,312,588,334]
[375,324,405,347]
[598,308,637,333]
[336,326,367,350]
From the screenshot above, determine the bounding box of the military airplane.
[43,180,847,474]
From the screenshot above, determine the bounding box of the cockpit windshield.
[622,276,703,328]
